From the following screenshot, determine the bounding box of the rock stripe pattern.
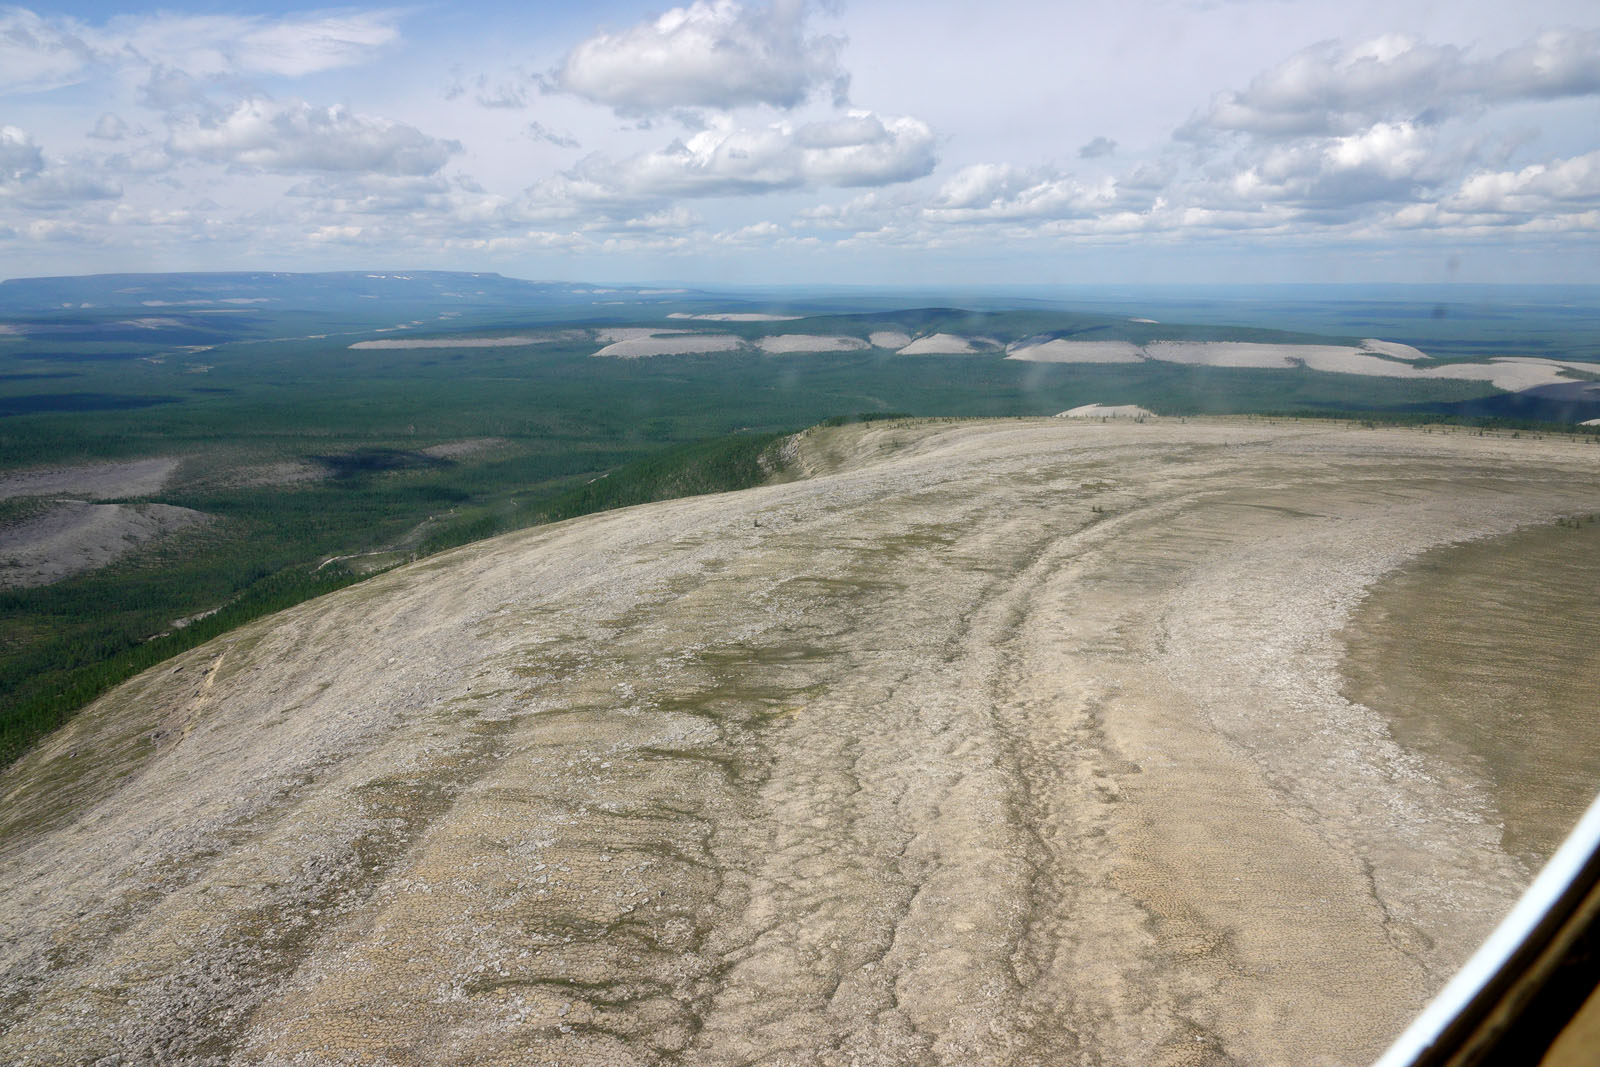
[3,418,1599,1066]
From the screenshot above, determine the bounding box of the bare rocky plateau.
[0,500,208,589]
[3,418,1599,1066]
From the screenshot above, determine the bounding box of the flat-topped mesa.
[4,419,1599,1067]
[592,332,743,358]
[1359,338,1428,361]
[755,334,870,353]
[0,501,208,589]
[1056,403,1156,418]
[1007,339,1146,363]
[1006,337,1594,393]
[666,312,801,322]
[895,332,1002,355]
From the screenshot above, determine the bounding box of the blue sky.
[3,0,1598,284]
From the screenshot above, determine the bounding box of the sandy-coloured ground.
[1341,519,1600,872]
[330,322,1585,396]
[3,419,1599,1066]
[1057,403,1155,418]
[221,442,505,491]
[668,313,801,322]
[869,330,912,349]
[0,500,208,588]
[1359,339,1427,361]
[1414,356,1600,392]
[755,335,870,354]
[1295,347,1428,375]
[593,333,744,358]
[419,438,509,460]
[139,298,273,308]
[896,333,998,355]
[119,317,187,329]
[1007,339,1147,363]
[224,459,328,489]
[348,337,552,350]
[0,456,180,500]
[1008,338,1595,393]
[592,327,690,343]
[1145,340,1359,369]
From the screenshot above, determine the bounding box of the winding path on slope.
[3,418,1599,1067]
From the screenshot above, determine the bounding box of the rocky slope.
[4,417,1599,1067]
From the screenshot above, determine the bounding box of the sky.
[2,0,1599,285]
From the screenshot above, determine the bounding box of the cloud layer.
[0,8,401,92]
[554,0,848,113]
[1,2,1598,280]
[167,100,459,176]
[1178,30,1600,140]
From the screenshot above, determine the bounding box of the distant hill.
[0,271,707,314]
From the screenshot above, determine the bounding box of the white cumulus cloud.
[1180,29,1600,141]
[166,98,460,176]
[105,10,400,79]
[925,163,1123,223]
[0,7,400,93]
[0,126,45,181]
[520,111,934,216]
[88,112,129,141]
[555,0,848,113]
[1207,121,1444,213]
[1446,151,1600,217]
[0,8,94,93]
[0,126,120,206]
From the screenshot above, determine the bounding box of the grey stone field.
[4,418,1599,1067]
